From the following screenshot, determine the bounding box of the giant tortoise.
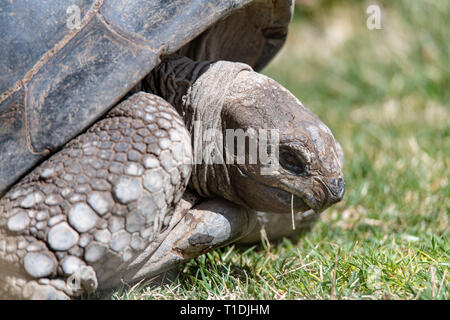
[0,0,345,299]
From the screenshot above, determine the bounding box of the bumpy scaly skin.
[0,93,193,299]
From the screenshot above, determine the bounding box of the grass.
[109,0,449,300]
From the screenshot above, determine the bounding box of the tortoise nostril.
[330,176,345,202]
[337,177,344,193]
[304,176,345,213]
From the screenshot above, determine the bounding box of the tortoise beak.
[288,174,345,214]
[311,175,346,212]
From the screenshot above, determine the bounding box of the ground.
[105,0,448,300]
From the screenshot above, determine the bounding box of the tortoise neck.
[144,55,211,128]
[144,55,253,200]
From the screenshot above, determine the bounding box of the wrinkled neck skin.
[144,55,249,203]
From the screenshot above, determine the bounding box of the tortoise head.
[219,70,345,214]
[149,56,344,215]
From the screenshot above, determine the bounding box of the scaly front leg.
[0,93,192,299]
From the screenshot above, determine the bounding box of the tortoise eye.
[279,148,307,175]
